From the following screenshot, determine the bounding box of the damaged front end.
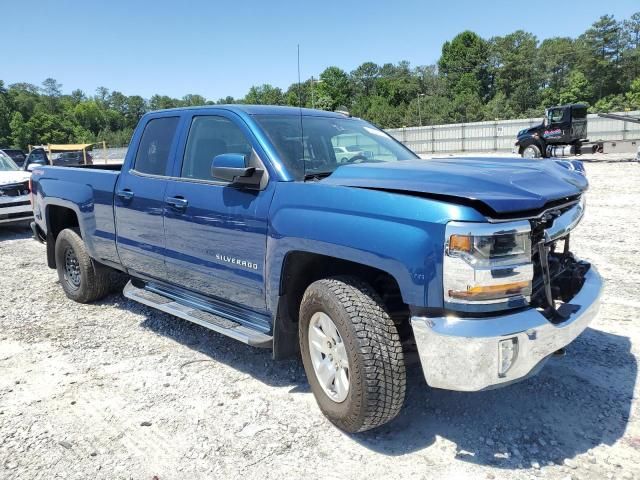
[410,194,603,392]
[529,196,590,322]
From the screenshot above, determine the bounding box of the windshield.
[0,151,19,171]
[252,114,418,180]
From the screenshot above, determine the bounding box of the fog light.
[498,338,518,377]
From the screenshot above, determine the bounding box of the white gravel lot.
[1,162,639,480]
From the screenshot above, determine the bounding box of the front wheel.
[521,144,542,158]
[299,276,406,433]
[54,228,113,303]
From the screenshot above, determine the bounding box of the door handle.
[116,189,134,201]
[165,196,188,211]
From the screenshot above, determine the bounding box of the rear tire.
[299,276,406,433]
[54,228,112,303]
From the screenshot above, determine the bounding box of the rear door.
[163,111,275,314]
[114,115,180,281]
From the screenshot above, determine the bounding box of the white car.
[0,151,32,226]
[333,146,373,163]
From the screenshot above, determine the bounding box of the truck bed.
[31,165,121,266]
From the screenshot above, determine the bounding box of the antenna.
[297,44,302,109]
[297,44,305,178]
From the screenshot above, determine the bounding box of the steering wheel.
[345,155,369,164]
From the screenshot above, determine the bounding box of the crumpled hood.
[322,157,588,214]
[0,170,30,185]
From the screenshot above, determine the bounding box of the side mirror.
[212,153,263,188]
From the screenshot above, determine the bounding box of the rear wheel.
[299,276,406,433]
[522,144,542,158]
[54,228,112,303]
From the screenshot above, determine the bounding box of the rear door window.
[134,117,179,175]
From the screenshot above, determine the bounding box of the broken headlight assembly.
[443,221,533,312]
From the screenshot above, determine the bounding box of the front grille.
[0,181,30,197]
[529,199,590,321]
[0,210,33,221]
[0,200,30,209]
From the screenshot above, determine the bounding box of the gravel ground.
[1,162,639,480]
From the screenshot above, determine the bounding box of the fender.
[33,167,120,266]
[264,181,485,313]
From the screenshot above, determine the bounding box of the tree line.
[1,12,639,150]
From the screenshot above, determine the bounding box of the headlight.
[444,221,533,312]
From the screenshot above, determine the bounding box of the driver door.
[163,111,275,314]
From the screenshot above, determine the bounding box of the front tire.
[54,228,112,303]
[521,144,542,158]
[299,276,406,433]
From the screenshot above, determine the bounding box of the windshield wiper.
[303,170,334,181]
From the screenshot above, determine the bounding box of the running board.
[123,281,272,348]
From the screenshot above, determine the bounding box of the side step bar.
[123,281,272,348]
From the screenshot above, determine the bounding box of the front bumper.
[411,266,603,391]
[0,195,33,225]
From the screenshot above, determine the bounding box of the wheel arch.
[272,250,408,360]
[45,204,81,268]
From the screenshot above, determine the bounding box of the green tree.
[558,70,593,105]
[243,84,284,105]
[577,14,623,100]
[149,95,179,110]
[181,94,207,106]
[621,12,640,85]
[351,62,380,97]
[489,31,541,114]
[9,112,31,149]
[0,81,11,145]
[439,31,491,101]
[315,67,352,110]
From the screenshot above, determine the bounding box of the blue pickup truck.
[30,105,602,432]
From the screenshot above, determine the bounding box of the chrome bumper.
[411,266,603,392]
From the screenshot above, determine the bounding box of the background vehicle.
[516,104,588,158]
[0,151,32,226]
[0,148,27,168]
[50,151,93,166]
[24,148,49,171]
[516,105,640,158]
[332,146,373,163]
[30,105,602,433]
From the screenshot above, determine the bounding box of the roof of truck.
[152,104,349,118]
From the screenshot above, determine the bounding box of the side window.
[549,109,565,123]
[181,116,252,181]
[134,117,179,175]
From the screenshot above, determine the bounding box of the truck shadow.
[0,222,32,241]
[131,301,634,469]
[352,327,635,468]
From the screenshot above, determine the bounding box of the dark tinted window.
[181,116,252,181]
[134,117,179,175]
[3,150,26,163]
[572,107,587,119]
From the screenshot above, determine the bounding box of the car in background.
[23,148,49,171]
[0,150,32,226]
[333,145,373,163]
[0,148,27,168]
[51,151,93,166]
[23,149,93,170]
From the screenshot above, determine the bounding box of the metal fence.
[386,110,640,155]
[91,146,128,163]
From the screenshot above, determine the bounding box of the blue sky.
[2,0,638,100]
